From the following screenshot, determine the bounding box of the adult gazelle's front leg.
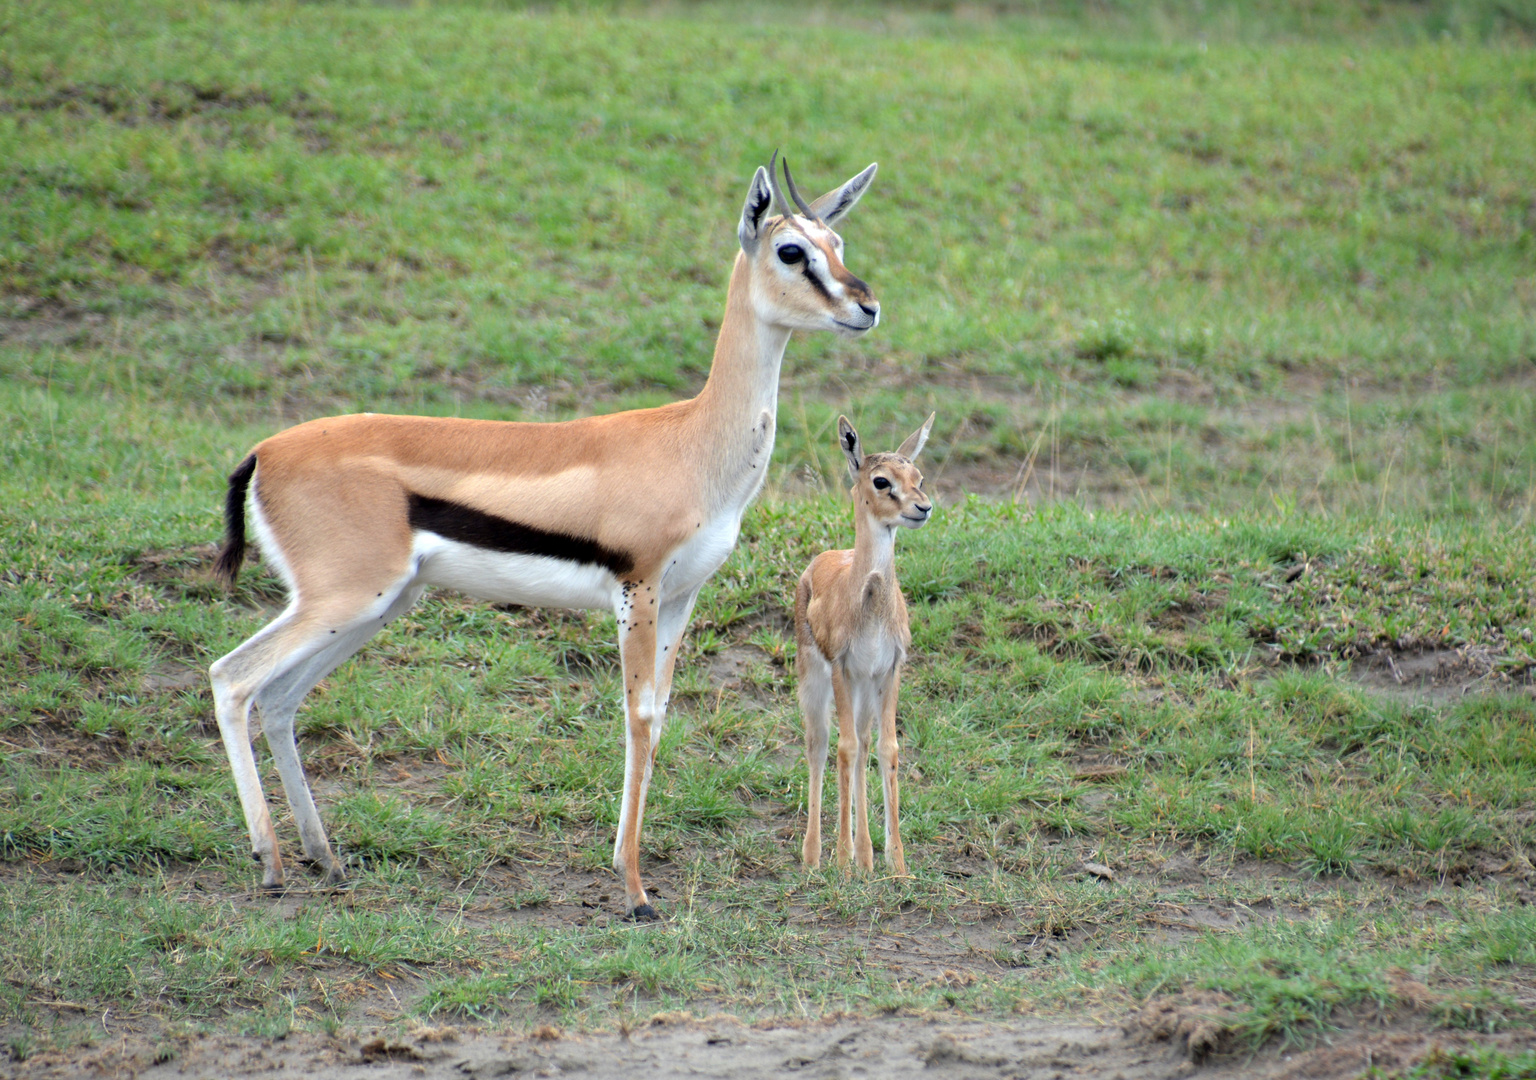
[609,581,700,919]
[613,578,664,919]
[649,584,703,768]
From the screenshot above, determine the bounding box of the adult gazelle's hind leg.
[211,610,297,890]
[877,666,907,876]
[797,641,834,869]
[613,578,663,919]
[210,585,413,889]
[254,583,425,884]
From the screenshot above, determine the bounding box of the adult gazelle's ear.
[897,412,935,461]
[738,165,774,255]
[837,415,863,482]
[809,163,877,227]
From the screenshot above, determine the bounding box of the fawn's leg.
[877,665,907,876]
[852,680,877,872]
[832,665,859,869]
[798,642,834,868]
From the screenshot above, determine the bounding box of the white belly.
[413,533,618,610]
[844,627,902,682]
[662,513,742,593]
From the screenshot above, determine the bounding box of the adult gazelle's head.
[738,152,880,337]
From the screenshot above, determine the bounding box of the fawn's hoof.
[627,903,660,921]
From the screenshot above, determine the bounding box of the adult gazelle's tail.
[214,454,257,584]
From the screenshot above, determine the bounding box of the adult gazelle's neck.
[694,254,792,429]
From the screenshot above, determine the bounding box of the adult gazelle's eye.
[872,476,891,490]
[777,244,805,265]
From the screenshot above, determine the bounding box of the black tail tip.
[217,453,257,585]
[214,538,246,585]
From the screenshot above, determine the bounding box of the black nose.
[858,302,879,317]
[915,504,931,515]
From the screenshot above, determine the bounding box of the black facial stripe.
[407,493,634,576]
[801,264,833,301]
[835,269,871,295]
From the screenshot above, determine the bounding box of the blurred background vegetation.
[2,0,1532,515]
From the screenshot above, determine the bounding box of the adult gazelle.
[209,155,880,918]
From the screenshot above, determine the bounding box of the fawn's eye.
[777,244,805,265]
[872,477,891,490]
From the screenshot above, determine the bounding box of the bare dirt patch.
[1349,647,1536,705]
[10,1011,1536,1080]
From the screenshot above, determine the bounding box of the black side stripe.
[407,493,634,577]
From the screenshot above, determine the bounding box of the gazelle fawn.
[208,155,882,918]
[796,413,935,874]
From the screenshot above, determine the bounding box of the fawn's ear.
[838,415,863,481]
[897,412,935,461]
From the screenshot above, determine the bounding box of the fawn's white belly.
[843,626,902,682]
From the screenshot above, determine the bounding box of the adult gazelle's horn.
[781,156,821,223]
[767,149,792,218]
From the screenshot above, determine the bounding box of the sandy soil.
[11,1009,1535,1080]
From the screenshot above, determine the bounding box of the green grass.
[3,0,1535,513]
[3,0,1535,1068]
[1395,1044,1536,1079]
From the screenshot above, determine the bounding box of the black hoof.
[627,903,660,921]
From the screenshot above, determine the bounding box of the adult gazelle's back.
[210,156,880,919]
[796,413,934,875]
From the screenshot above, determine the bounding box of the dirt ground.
[7,639,1533,1080]
[11,1009,1536,1080]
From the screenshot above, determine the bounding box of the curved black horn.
[766,149,791,217]
[781,156,821,222]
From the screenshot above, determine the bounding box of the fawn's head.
[838,413,936,530]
